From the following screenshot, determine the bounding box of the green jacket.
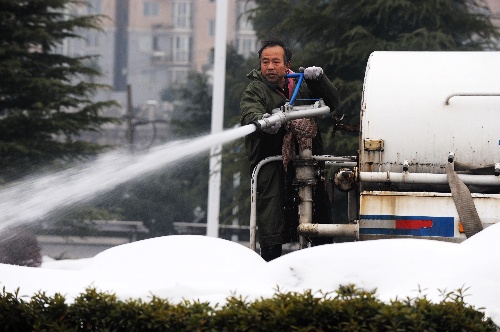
[240,69,339,170]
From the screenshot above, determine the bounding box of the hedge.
[0,284,496,331]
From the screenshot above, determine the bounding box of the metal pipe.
[326,161,357,167]
[314,155,357,162]
[359,171,500,186]
[285,72,305,105]
[252,104,330,131]
[249,155,358,251]
[249,156,282,251]
[297,223,359,238]
[296,148,315,249]
[444,93,500,105]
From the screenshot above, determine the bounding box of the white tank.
[360,51,500,174]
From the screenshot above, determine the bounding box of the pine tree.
[162,71,213,137]
[0,0,119,181]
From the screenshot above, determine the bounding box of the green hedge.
[0,285,496,331]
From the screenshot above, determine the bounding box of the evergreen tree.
[0,0,118,182]
[162,71,212,137]
[249,0,500,155]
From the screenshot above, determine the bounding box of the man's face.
[260,45,290,87]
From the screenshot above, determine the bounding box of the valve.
[402,160,409,172]
[448,151,455,163]
[334,168,356,192]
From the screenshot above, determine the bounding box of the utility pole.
[206,0,228,238]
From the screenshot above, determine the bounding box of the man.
[240,37,340,261]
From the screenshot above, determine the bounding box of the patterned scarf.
[282,118,317,171]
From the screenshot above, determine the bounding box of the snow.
[2,224,500,325]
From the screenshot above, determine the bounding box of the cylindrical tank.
[360,51,500,175]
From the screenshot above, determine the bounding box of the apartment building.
[66,0,258,112]
[487,0,500,26]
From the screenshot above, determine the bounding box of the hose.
[446,163,483,238]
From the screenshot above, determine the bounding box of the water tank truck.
[250,51,500,250]
[353,51,500,243]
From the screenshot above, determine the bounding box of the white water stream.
[0,125,256,231]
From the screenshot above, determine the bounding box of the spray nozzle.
[252,101,330,131]
[253,112,286,131]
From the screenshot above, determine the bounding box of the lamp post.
[206,0,228,238]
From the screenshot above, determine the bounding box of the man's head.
[258,38,292,87]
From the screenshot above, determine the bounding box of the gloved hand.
[261,113,281,134]
[303,66,323,80]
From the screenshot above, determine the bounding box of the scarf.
[282,118,317,171]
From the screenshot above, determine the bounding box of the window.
[153,36,159,51]
[236,0,255,32]
[233,172,241,188]
[208,47,214,65]
[87,0,101,14]
[139,36,152,53]
[85,31,100,47]
[143,1,159,17]
[173,35,191,63]
[209,20,215,37]
[173,1,192,29]
[170,69,188,84]
[238,38,256,58]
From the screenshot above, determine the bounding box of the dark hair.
[257,37,292,64]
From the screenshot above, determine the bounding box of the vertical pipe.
[206,0,228,238]
[297,148,314,249]
[288,73,304,105]
[250,156,283,251]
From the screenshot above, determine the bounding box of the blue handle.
[285,72,304,106]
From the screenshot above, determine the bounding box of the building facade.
[66,0,258,112]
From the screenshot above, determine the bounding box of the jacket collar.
[246,69,294,99]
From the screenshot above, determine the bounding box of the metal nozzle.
[252,102,331,131]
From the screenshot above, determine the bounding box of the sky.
[1,223,499,326]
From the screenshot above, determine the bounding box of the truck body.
[356,51,500,242]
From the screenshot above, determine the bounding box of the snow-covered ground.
[1,223,500,325]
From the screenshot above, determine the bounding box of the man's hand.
[261,113,281,134]
[303,66,323,80]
